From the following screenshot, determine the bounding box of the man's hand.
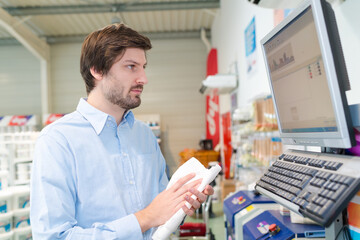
[134,173,201,232]
[182,184,214,216]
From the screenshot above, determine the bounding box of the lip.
[131,89,143,94]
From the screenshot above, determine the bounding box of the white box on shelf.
[0,191,12,213]
[13,226,31,240]
[0,212,13,233]
[0,230,13,240]
[11,186,30,210]
[13,208,30,229]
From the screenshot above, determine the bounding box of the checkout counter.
[223,190,325,239]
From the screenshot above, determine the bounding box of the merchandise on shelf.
[13,208,30,229]
[0,212,13,234]
[230,97,283,189]
[0,191,12,213]
[13,226,32,240]
[0,129,38,240]
[1,132,39,186]
[0,115,39,133]
[253,96,278,131]
[179,149,220,168]
[42,113,66,126]
[135,114,161,143]
[0,185,31,238]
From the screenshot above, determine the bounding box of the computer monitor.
[261,0,355,149]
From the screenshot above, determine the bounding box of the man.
[30,23,213,239]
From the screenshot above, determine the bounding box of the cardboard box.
[221,178,236,202]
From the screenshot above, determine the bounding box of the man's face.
[100,48,148,110]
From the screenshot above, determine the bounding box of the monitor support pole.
[320,147,349,240]
[325,212,344,240]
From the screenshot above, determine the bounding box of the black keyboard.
[255,149,360,227]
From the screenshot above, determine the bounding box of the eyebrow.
[123,59,147,67]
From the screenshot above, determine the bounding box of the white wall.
[333,0,360,105]
[212,0,360,112]
[212,0,274,112]
[133,39,208,173]
[51,43,85,113]
[0,38,207,174]
[0,46,41,115]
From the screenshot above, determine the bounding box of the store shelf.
[14,158,33,164]
[0,132,38,187]
[14,179,30,185]
[135,114,162,145]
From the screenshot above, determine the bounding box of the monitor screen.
[261,0,355,148]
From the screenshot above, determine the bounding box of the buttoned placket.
[117,120,143,212]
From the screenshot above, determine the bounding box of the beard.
[104,85,143,110]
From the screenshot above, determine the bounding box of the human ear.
[90,67,103,81]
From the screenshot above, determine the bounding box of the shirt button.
[129,180,134,185]
[123,153,127,157]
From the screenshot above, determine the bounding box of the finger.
[183,178,202,189]
[170,173,196,192]
[174,200,186,213]
[171,178,202,199]
[157,188,185,210]
[176,179,206,201]
[182,205,195,217]
[189,188,206,203]
[185,195,201,209]
[203,185,214,196]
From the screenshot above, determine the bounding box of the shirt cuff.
[107,214,143,239]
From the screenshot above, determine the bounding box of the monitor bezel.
[260,0,355,148]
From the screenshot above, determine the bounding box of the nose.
[136,69,148,85]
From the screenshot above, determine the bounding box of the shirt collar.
[122,110,135,128]
[76,98,135,135]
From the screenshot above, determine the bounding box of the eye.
[127,65,136,70]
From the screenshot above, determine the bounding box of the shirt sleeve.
[30,132,143,240]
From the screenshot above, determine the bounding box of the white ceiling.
[0,0,219,45]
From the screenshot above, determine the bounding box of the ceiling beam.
[0,29,211,46]
[3,0,220,16]
[0,8,49,60]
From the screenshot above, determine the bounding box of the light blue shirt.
[30,98,169,240]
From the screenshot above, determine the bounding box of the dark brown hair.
[80,23,152,94]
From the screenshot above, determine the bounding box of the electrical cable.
[335,225,352,240]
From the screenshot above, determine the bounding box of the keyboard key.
[319,189,330,199]
[333,162,342,170]
[258,181,277,193]
[298,199,309,209]
[313,196,327,206]
[299,176,311,189]
[329,174,337,182]
[343,177,354,186]
[306,169,318,176]
[322,172,332,180]
[299,191,311,200]
[323,181,332,190]
[316,200,334,218]
[305,203,318,214]
[328,185,346,201]
[284,157,294,162]
[289,186,301,195]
